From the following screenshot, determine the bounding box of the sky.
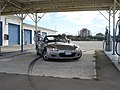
[24,11,119,36]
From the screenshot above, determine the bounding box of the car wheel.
[43,50,49,61]
[78,50,82,59]
[74,51,82,60]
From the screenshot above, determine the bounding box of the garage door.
[42,32,47,39]
[0,22,2,46]
[24,29,32,45]
[8,23,20,45]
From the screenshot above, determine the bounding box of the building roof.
[1,0,119,15]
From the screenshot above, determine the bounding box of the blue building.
[0,15,57,46]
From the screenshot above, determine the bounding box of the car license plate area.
[65,50,71,55]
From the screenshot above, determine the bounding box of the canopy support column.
[16,13,27,52]
[21,13,24,52]
[108,8,112,51]
[112,0,116,55]
[35,12,38,32]
[109,8,111,36]
[0,0,1,55]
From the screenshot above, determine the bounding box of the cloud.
[24,13,51,24]
[55,11,111,35]
[57,11,101,25]
[24,11,120,35]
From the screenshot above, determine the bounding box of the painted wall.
[1,15,57,46]
[1,15,20,46]
[23,24,57,44]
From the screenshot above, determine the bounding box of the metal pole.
[21,13,24,52]
[113,0,116,55]
[35,12,37,32]
[98,10,109,21]
[109,9,111,38]
[108,9,111,51]
[0,1,1,55]
[35,12,38,49]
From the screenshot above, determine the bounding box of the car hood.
[47,42,79,50]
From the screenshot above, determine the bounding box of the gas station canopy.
[1,0,120,15]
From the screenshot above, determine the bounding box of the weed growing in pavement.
[92,77,101,81]
[72,77,81,79]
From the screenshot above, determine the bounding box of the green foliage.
[66,35,104,41]
[61,32,105,41]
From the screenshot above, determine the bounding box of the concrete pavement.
[0,47,96,79]
[104,51,120,71]
[0,50,120,90]
[0,41,120,90]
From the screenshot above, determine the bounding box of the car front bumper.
[46,50,82,60]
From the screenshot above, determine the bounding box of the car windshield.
[44,35,67,43]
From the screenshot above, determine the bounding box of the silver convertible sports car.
[40,35,82,60]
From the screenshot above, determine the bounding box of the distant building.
[95,33,105,38]
[79,28,91,38]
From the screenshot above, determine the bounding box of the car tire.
[78,50,82,59]
[74,57,80,60]
[42,50,49,61]
[74,51,82,60]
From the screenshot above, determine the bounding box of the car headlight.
[47,45,58,51]
[75,47,80,51]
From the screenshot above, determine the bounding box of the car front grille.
[59,52,76,57]
[54,45,76,50]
